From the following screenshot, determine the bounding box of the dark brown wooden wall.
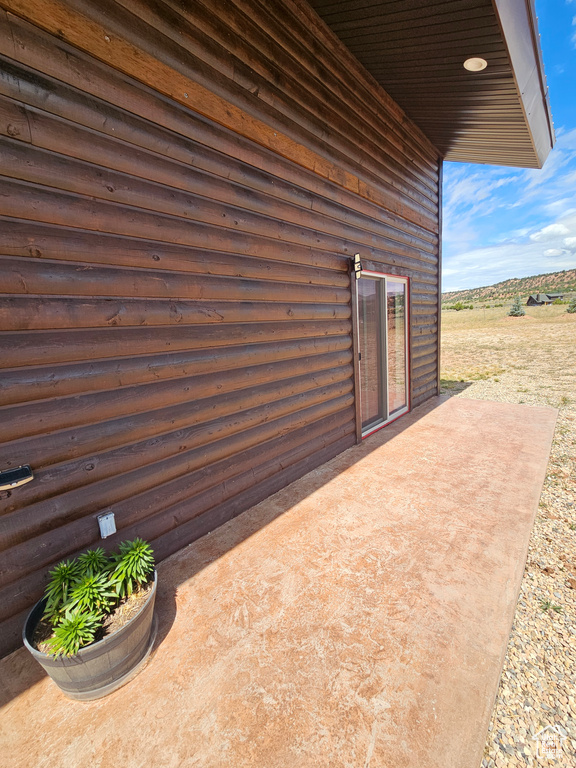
[0,0,440,656]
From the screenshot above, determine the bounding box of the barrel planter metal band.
[23,571,157,701]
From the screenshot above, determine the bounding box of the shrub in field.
[445,302,474,311]
[508,296,525,317]
[567,296,576,314]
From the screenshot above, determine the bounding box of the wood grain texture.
[0,0,440,654]
[0,1,437,228]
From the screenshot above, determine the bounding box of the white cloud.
[442,211,576,292]
[542,197,576,215]
[530,223,570,241]
[516,130,576,216]
[556,127,576,150]
[442,165,523,255]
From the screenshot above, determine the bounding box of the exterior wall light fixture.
[353,253,363,279]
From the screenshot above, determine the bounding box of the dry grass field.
[440,304,576,767]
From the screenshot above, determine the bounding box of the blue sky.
[442,0,576,292]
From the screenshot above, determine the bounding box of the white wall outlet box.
[97,512,116,538]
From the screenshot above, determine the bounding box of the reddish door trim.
[354,270,411,439]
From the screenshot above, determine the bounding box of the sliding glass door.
[357,274,408,435]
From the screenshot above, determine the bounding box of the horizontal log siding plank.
[410,314,438,327]
[0,0,440,654]
[411,351,437,370]
[411,304,438,318]
[0,336,351,406]
[412,370,440,395]
[0,297,350,331]
[413,360,438,381]
[0,256,350,303]
[0,320,353,367]
[0,183,350,272]
[412,381,439,406]
[0,221,350,288]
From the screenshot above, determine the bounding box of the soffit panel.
[308,0,554,167]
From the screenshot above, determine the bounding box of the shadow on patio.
[0,395,557,768]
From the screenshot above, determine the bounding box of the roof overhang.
[308,0,555,168]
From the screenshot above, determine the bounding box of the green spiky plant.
[65,573,117,616]
[567,295,576,314]
[77,547,109,578]
[39,540,154,657]
[110,539,155,599]
[45,609,102,657]
[43,559,82,621]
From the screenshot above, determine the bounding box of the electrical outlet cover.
[97,512,116,538]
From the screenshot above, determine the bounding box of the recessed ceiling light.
[464,57,488,72]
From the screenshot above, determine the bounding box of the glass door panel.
[387,280,407,416]
[358,278,385,430]
[358,274,408,435]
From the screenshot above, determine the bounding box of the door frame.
[352,269,411,440]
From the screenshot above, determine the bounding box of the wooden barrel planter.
[23,571,157,701]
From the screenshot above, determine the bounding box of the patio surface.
[0,396,557,768]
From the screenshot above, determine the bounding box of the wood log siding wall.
[0,0,441,655]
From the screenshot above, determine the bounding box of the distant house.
[527,293,563,305]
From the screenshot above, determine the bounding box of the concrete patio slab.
[0,396,557,768]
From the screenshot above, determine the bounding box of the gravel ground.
[440,307,576,767]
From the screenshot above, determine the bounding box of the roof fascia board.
[492,0,555,168]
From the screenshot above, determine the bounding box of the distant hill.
[442,268,576,305]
